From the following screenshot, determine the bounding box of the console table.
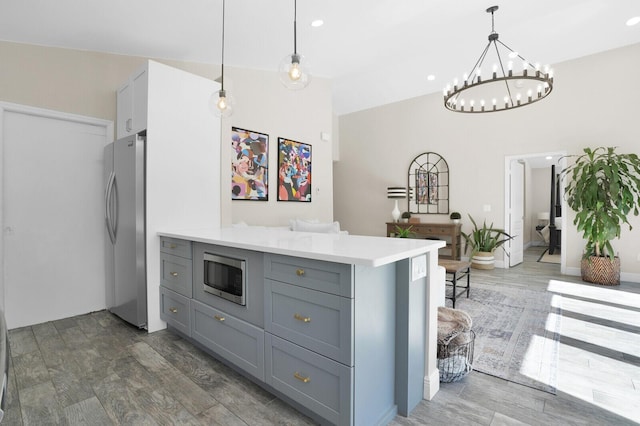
[387,222,461,260]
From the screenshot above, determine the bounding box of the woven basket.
[581,256,620,286]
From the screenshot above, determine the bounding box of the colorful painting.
[416,169,438,205]
[277,138,311,202]
[231,127,268,200]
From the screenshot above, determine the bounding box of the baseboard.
[423,369,440,401]
[564,266,640,284]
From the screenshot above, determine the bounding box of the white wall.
[220,66,334,227]
[335,43,640,280]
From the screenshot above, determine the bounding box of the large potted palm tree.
[562,147,640,285]
[462,215,513,269]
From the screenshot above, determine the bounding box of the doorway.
[1,102,113,329]
[503,151,567,272]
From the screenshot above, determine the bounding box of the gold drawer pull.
[168,243,177,249]
[294,313,311,323]
[294,372,310,383]
[170,271,178,277]
[296,269,305,276]
[169,307,178,314]
[214,315,225,322]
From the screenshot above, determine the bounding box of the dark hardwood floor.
[4,246,639,425]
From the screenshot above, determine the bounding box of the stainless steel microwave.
[203,253,246,306]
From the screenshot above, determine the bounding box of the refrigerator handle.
[112,176,118,239]
[105,171,116,244]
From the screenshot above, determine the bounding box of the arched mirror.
[407,152,449,214]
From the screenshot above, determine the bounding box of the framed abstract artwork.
[231,127,269,201]
[277,138,311,202]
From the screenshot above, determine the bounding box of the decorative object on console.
[561,146,640,286]
[461,214,513,270]
[231,127,269,201]
[277,138,311,202]
[393,225,413,238]
[450,212,462,223]
[387,186,406,222]
[443,5,554,113]
[401,211,411,223]
[279,0,311,90]
[211,0,234,118]
[407,152,449,214]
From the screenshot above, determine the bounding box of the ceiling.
[1,0,639,115]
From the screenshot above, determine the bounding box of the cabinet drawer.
[413,225,450,236]
[265,334,352,426]
[265,280,352,365]
[264,254,353,297]
[160,253,193,297]
[160,287,190,336]
[191,300,264,381]
[160,237,192,259]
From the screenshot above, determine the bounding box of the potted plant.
[450,212,462,224]
[461,215,513,269]
[401,212,411,223]
[394,225,413,238]
[562,147,640,285]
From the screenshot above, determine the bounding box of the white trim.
[504,151,567,271]
[0,101,113,312]
[423,368,440,401]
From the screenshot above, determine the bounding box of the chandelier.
[443,6,554,113]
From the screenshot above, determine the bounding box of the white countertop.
[158,227,445,267]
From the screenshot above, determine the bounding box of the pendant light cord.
[221,0,226,89]
[293,0,297,55]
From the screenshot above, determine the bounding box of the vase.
[471,251,495,270]
[581,256,620,286]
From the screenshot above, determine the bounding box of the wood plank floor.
[4,246,640,425]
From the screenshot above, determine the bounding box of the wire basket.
[437,329,475,383]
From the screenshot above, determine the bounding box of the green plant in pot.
[401,211,411,223]
[461,215,513,270]
[394,225,413,238]
[562,146,640,285]
[450,212,462,223]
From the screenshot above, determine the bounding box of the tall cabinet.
[114,60,221,332]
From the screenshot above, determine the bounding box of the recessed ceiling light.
[427,74,436,81]
[545,156,553,160]
[311,19,324,27]
[508,51,518,59]
[626,16,640,26]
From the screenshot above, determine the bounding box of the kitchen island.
[158,227,444,425]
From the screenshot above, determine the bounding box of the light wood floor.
[4,246,640,425]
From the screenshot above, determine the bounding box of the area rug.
[538,249,561,264]
[450,282,562,394]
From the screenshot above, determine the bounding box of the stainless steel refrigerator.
[104,134,147,328]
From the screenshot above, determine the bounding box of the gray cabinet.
[159,241,400,426]
[265,333,352,425]
[265,279,352,365]
[191,300,265,382]
[264,253,397,426]
[160,253,192,297]
[159,286,190,336]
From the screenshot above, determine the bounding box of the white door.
[1,104,111,329]
[509,160,525,266]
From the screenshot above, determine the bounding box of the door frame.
[0,101,113,311]
[503,151,567,273]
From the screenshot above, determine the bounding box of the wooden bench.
[438,260,471,308]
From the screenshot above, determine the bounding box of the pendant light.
[279,0,311,90]
[212,0,234,117]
